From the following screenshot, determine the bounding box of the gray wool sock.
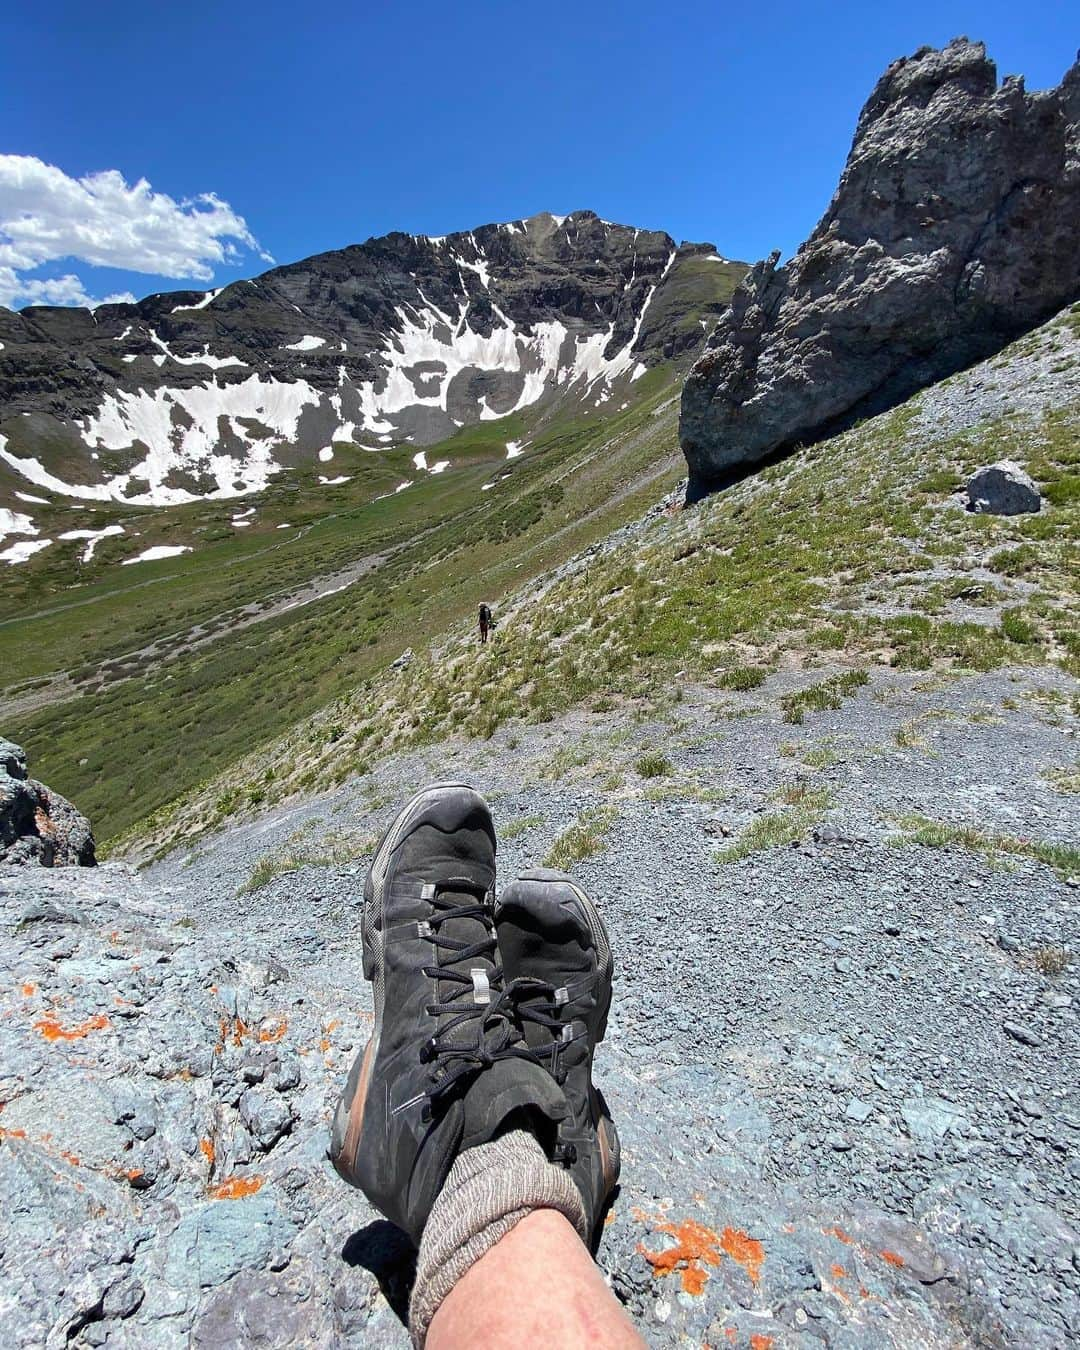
[408,1128,587,1347]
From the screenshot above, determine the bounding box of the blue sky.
[1,0,1075,309]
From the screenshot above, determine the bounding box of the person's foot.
[329,785,568,1243]
[495,868,620,1242]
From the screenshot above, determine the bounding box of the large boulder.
[680,39,1080,497]
[966,460,1042,514]
[0,738,95,866]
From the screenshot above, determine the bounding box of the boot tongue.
[436,887,498,1052]
[460,1057,569,1152]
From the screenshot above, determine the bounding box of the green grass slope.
[4,367,687,840]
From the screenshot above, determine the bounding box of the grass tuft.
[891,813,1080,878]
[780,670,870,725]
[544,806,617,869]
[635,751,673,778]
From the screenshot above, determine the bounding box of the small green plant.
[545,806,616,869]
[718,666,769,692]
[780,670,870,724]
[502,814,543,840]
[801,740,840,768]
[635,751,673,778]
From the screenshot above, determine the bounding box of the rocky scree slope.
[0,655,1076,1347]
[0,211,743,507]
[680,38,1080,495]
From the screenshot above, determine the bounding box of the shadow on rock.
[342,1219,416,1325]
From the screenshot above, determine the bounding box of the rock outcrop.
[966,460,1042,514]
[680,39,1080,497]
[0,738,95,866]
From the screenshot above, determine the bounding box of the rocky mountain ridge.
[680,38,1080,495]
[0,212,743,508]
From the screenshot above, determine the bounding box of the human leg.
[428,1206,643,1350]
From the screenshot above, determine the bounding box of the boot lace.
[407,881,525,1121]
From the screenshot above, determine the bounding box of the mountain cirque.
[0,212,744,507]
[680,38,1080,496]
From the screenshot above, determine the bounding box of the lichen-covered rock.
[966,459,1042,514]
[0,737,95,866]
[680,39,1080,496]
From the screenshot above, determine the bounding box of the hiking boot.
[329,784,568,1244]
[495,868,620,1242]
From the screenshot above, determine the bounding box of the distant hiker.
[478,602,492,644]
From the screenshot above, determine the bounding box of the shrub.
[718,666,768,691]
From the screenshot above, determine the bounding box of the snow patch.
[505,441,524,460]
[318,447,334,463]
[0,538,51,564]
[429,460,449,474]
[148,331,246,369]
[412,451,428,471]
[58,524,125,561]
[172,288,223,313]
[318,474,350,485]
[284,335,327,351]
[15,491,48,505]
[0,508,38,544]
[121,545,192,565]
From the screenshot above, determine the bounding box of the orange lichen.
[21,982,36,997]
[60,1150,81,1167]
[824,1225,853,1244]
[750,1336,774,1350]
[199,1137,216,1167]
[639,1219,722,1295]
[257,1017,287,1043]
[0,1127,27,1141]
[724,1332,736,1344]
[211,1175,263,1200]
[34,1012,111,1042]
[125,1168,144,1182]
[881,1249,905,1268]
[604,1209,616,1227]
[831,1263,847,1280]
[719,1227,765,1286]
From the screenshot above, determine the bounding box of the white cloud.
[0,266,135,309]
[0,154,271,310]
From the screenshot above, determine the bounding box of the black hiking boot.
[329,784,568,1244]
[495,867,620,1243]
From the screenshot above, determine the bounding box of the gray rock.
[966,461,1042,515]
[163,1192,296,1289]
[900,1096,969,1142]
[239,1088,294,1151]
[1004,1020,1043,1047]
[680,40,1080,494]
[0,739,95,867]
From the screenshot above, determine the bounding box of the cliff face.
[680,39,1080,496]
